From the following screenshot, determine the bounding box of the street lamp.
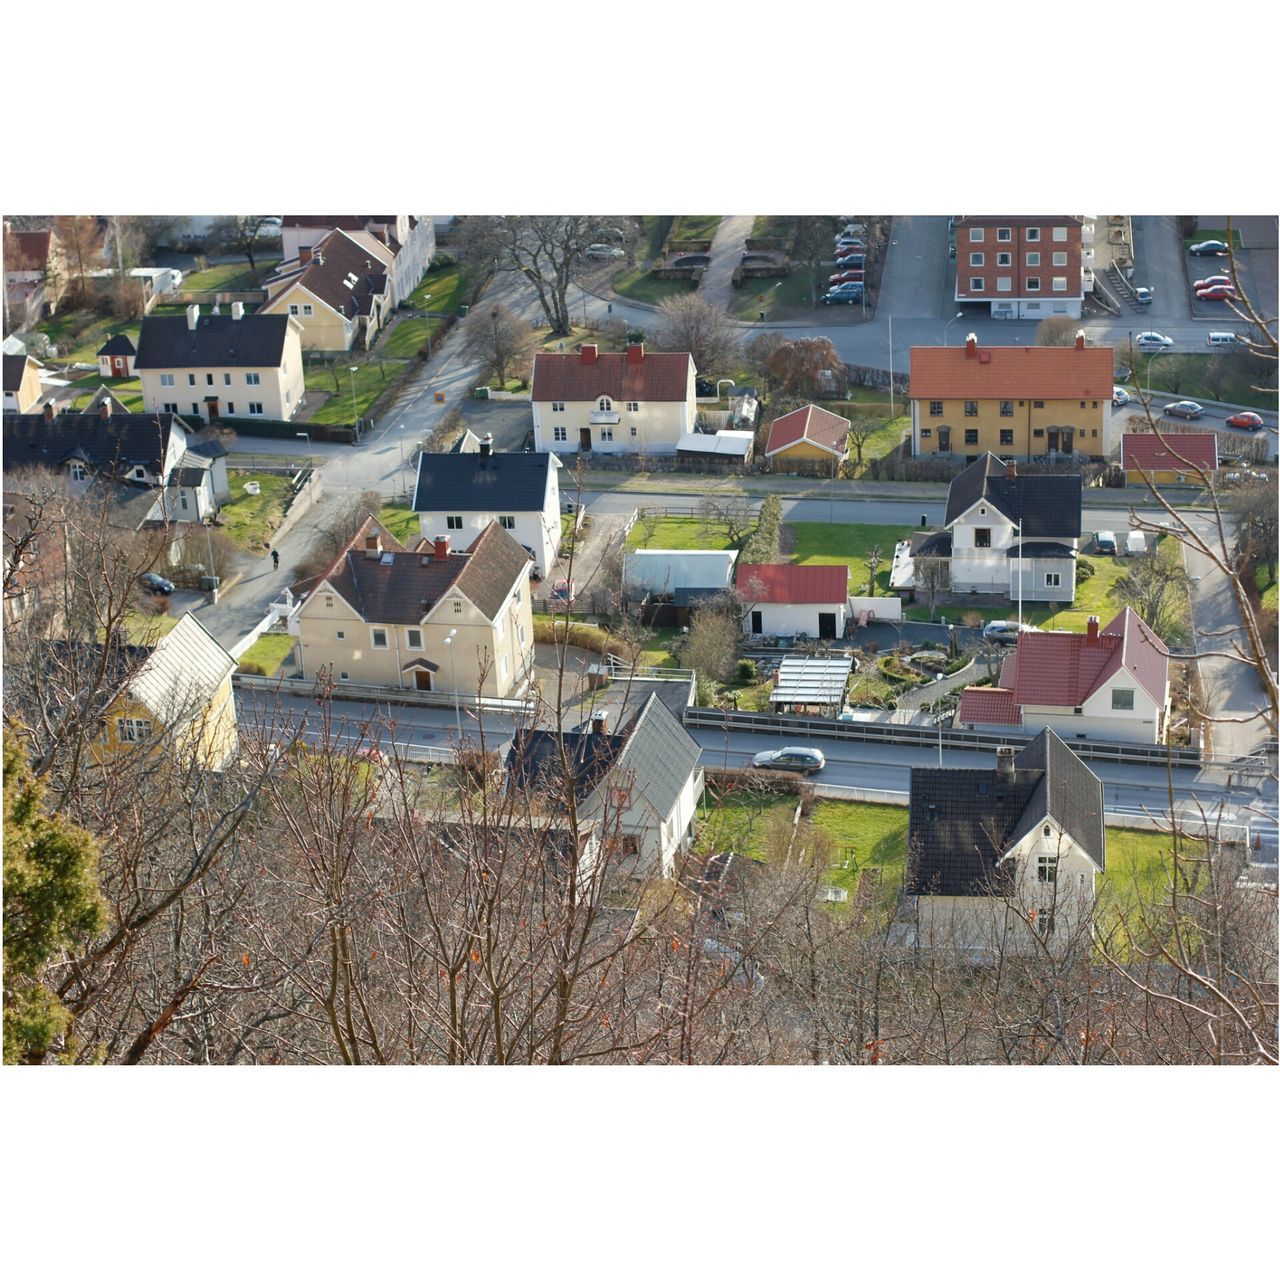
[444,628,461,736]
[419,296,433,359]
[397,422,406,467]
[348,365,359,430]
[943,311,965,347]
[296,432,310,449]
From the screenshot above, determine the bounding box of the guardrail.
[683,706,1203,766]
[233,672,535,716]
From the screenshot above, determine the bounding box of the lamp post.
[348,365,359,429]
[1015,518,1024,630]
[296,431,310,450]
[943,311,965,347]
[397,422,406,468]
[419,295,432,359]
[444,628,461,736]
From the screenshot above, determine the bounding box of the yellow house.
[295,516,535,698]
[764,404,849,473]
[93,613,239,770]
[910,333,1115,462]
[1120,431,1219,486]
[3,353,43,414]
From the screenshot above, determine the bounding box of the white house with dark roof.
[135,305,304,424]
[279,215,434,307]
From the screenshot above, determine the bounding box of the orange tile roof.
[909,343,1113,400]
[765,404,851,456]
[957,686,1021,725]
[1121,432,1218,473]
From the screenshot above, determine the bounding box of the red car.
[1226,411,1265,431]
[1194,275,1232,290]
[829,269,865,284]
[1196,285,1237,300]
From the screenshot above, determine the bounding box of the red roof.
[735,562,848,604]
[1121,432,1218,473]
[957,686,1021,725]
[531,346,693,403]
[765,404,851,456]
[7,229,51,271]
[910,341,1112,400]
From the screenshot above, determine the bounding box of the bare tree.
[847,418,878,474]
[53,215,102,306]
[678,600,740,683]
[916,554,949,622]
[1108,541,1191,641]
[1033,316,1080,346]
[789,216,840,307]
[1230,478,1279,585]
[866,544,882,598]
[656,294,740,375]
[209,215,275,277]
[460,303,531,389]
[698,495,754,546]
[768,336,846,396]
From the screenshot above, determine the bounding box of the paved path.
[895,657,985,710]
[697,215,753,308]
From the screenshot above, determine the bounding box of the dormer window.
[597,397,613,412]
[70,462,87,481]
[133,466,146,480]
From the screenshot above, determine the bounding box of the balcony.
[589,410,620,425]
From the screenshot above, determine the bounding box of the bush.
[695,675,717,707]
[532,617,629,661]
[237,661,266,676]
[736,658,758,683]
[1076,558,1096,581]
[740,494,783,563]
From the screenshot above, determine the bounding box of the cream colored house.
[530,344,697,455]
[3,353,43,413]
[294,516,534,698]
[135,305,305,424]
[280,215,434,307]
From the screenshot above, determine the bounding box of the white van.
[1125,531,1147,556]
[1207,332,1242,346]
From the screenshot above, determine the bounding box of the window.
[1112,688,1135,711]
[1045,572,1061,588]
[919,428,932,438]
[325,596,333,608]
[929,401,943,416]
[499,516,515,530]
[969,277,985,291]
[227,403,235,414]
[289,304,299,316]
[1080,401,1086,409]
[70,462,86,481]
[597,397,612,411]
[600,426,614,441]
[630,425,638,437]
[116,717,153,743]
[446,516,462,530]
[1091,400,1098,409]
[406,629,422,649]
[1032,400,1045,408]
[1038,854,1058,884]
[626,401,639,412]
[285,391,291,406]
[999,400,1013,417]
[553,425,567,442]
[1026,252,1040,267]
[518,624,526,645]
[371,628,388,648]
[1026,227,1041,242]
[188,373,197,386]
[996,277,1012,292]
[192,403,200,415]
[514,585,522,605]
[339,671,350,682]
[964,428,979,445]
[1052,252,1067,267]
[247,402,264,415]
[496,614,505,640]
[179,493,189,511]
[500,654,510,680]
[963,401,978,417]
[969,228,984,243]
[336,630,345,639]
[246,372,261,385]
[1033,428,1044,438]
[937,428,951,453]
[1053,226,1068,242]
[996,251,1011,267]
[1025,277,1040,291]
[453,601,462,615]
[303,304,313,316]
[974,527,991,548]
[1052,277,1068,292]
[999,429,1014,446]
[550,401,564,412]
[996,227,1011,242]
[224,373,232,385]
[205,373,214,386]
[160,373,175,387]
[969,252,985,267]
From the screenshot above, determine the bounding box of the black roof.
[3,411,178,477]
[412,450,552,514]
[944,453,1082,539]
[905,729,1104,897]
[134,312,291,370]
[3,352,33,391]
[96,333,137,357]
[1005,541,1077,558]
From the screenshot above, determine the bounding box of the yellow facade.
[92,675,238,771]
[772,439,843,462]
[261,283,359,353]
[915,396,1107,459]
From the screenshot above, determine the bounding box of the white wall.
[743,601,847,637]
[848,595,902,620]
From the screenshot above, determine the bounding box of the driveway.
[1132,215,1192,324]
[542,505,635,608]
[697,215,753,309]
[877,216,951,320]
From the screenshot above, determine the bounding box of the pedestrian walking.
[271,548,279,570]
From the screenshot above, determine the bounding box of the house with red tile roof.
[735,562,849,640]
[910,332,1114,461]
[954,216,1087,320]
[4,224,69,324]
[1121,431,1218,485]
[955,607,1171,743]
[764,404,850,473]
[531,343,696,455]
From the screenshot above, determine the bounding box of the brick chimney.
[580,344,598,365]
[626,342,644,366]
[298,245,313,266]
[591,710,608,735]
[231,302,244,321]
[99,400,111,421]
[42,402,54,422]
[433,535,450,562]
[1086,615,1100,643]
[1005,459,1017,479]
[1075,330,1086,350]
[186,304,200,331]
[964,333,978,358]
[364,531,383,560]
[996,746,1015,778]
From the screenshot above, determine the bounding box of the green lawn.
[1257,565,1278,611]
[788,521,913,596]
[671,215,721,241]
[1181,228,1243,249]
[113,609,183,643]
[235,633,295,676]
[1121,353,1277,414]
[380,315,449,359]
[812,801,909,910]
[406,260,470,313]
[67,375,144,412]
[378,503,421,545]
[835,412,907,475]
[303,362,402,425]
[696,781,798,860]
[627,515,740,552]
[726,270,821,321]
[612,266,698,305]
[180,259,278,292]
[219,471,294,553]
[38,312,139,364]
[749,216,795,240]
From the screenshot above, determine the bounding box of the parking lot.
[1187,214,1278,327]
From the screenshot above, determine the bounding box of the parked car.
[828,281,864,293]
[1164,400,1205,419]
[1189,240,1230,256]
[1196,284,1237,301]
[1194,275,1232,290]
[982,620,1040,644]
[1226,411,1265,430]
[835,238,865,251]
[1135,331,1174,350]
[549,578,576,609]
[834,254,865,268]
[829,269,865,284]
[139,572,174,595]
[584,243,624,259]
[751,746,825,775]
[822,289,862,305]
[1133,286,1154,305]
[1112,387,1130,406]
[1095,530,1118,555]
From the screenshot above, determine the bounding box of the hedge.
[533,617,630,661]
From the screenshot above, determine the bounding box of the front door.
[205,398,220,421]
[751,611,763,635]
[1047,428,1060,454]
[112,356,127,376]
[579,428,592,451]
[818,612,836,640]
[414,669,432,691]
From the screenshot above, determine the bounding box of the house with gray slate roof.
[506,691,704,880]
[902,728,1105,956]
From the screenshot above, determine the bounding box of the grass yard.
[696,781,798,861]
[113,609,183,644]
[406,260,471,313]
[1257,565,1278,611]
[636,629,680,669]
[833,412,908,475]
[749,216,795,240]
[379,315,451,359]
[378,503,421,545]
[303,361,402,425]
[235,633,295,676]
[788,521,914,596]
[219,471,294,553]
[671,215,722,241]
[1121,353,1277,414]
[812,801,909,911]
[611,265,698,306]
[67,375,144,412]
[725,270,823,321]
[627,515,741,552]
[180,259,278,292]
[38,312,139,364]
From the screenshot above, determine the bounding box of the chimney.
[364,532,383,561]
[99,400,111,421]
[964,333,978,358]
[996,747,1015,778]
[580,344,598,365]
[42,402,54,422]
[591,710,608,735]
[186,304,200,331]
[1074,330,1086,350]
[314,249,324,267]
[626,342,644,366]
[298,245,313,266]
[433,535,450,562]
[1005,459,1017,479]
[1086,615,1100,643]
[479,433,493,457]
[231,302,244,321]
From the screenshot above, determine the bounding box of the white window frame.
[406,628,423,649]
[371,627,389,649]
[969,228,984,243]
[1053,226,1068,242]
[1026,252,1040,266]
[289,304,299,316]
[1026,277,1040,292]
[1045,572,1061,587]
[453,600,462,615]
[626,401,639,412]
[996,251,1012,267]
[336,629,345,638]
[247,402,264,416]
[303,304,314,316]
[1052,277,1068,292]
[224,372,232,385]
[117,717,153,743]
[969,252,984,266]
[499,515,516,530]
[553,425,567,442]
[188,373,197,386]
[600,426,614,441]
[551,401,565,412]
[1025,227,1041,242]
[1112,688,1135,711]
[162,402,178,414]
[246,372,261,386]
[496,614,505,640]
[446,515,463,530]
[597,397,613,412]
[1037,855,1058,884]
[159,373,175,387]
[996,227,1012,242]
[70,462,87,481]
[500,653,510,680]
[1052,251,1068,266]
[969,276,985,291]
[996,278,1012,292]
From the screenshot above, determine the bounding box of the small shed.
[97,333,137,379]
[676,430,755,465]
[769,654,854,716]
